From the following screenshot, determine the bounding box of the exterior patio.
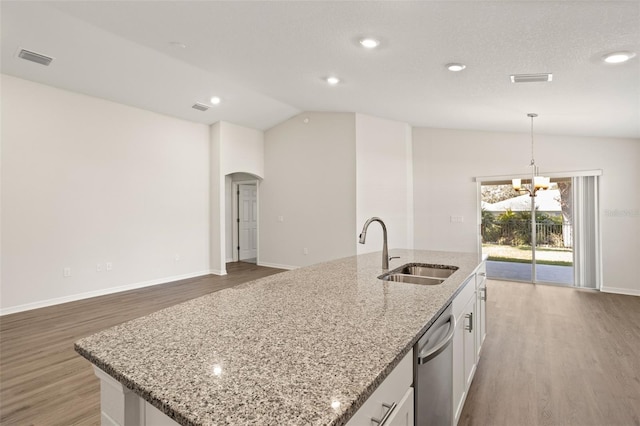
[487,260,573,285]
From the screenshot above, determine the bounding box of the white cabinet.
[475,262,487,358]
[387,387,414,426]
[346,349,413,426]
[451,260,486,425]
[462,296,476,393]
[452,275,476,424]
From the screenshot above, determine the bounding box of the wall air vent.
[192,102,209,111]
[17,49,54,66]
[510,73,553,83]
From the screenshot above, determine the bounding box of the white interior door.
[239,184,257,261]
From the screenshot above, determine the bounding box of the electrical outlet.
[96,263,103,272]
[63,267,71,277]
[450,216,464,223]
[278,216,284,223]
[106,262,112,271]
[175,254,180,262]
[303,248,308,255]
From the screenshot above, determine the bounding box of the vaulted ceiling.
[2,1,639,138]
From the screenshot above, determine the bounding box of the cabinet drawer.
[346,349,413,426]
[452,276,475,319]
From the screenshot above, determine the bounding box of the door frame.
[232,179,259,263]
[475,169,601,286]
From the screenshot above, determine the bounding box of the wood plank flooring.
[0,262,284,426]
[460,280,640,426]
[2,271,640,425]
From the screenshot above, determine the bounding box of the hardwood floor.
[0,262,284,426]
[460,280,640,426]
[2,271,639,426]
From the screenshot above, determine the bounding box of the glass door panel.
[481,178,573,285]
[533,178,573,285]
[481,181,533,282]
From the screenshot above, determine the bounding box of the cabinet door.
[453,285,477,425]
[387,387,414,426]
[475,262,487,357]
[463,297,476,391]
[452,312,465,423]
[476,284,486,357]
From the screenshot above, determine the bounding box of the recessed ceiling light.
[446,63,466,72]
[210,96,221,105]
[326,76,340,85]
[359,38,380,49]
[602,51,636,64]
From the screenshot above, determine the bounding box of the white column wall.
[355,114,413,256]
[219,122,264,177]
[260,112,357,269]
[1,75,211,313]
[210,121,264,274]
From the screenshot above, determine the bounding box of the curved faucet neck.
[358,217,389,269]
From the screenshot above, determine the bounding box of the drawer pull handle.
[465,312,473,332]
[371,402,397,425]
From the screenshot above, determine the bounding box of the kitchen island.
[75,249,483,426]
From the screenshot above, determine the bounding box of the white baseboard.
[0,270,212,316]
[210,268,227,276]
[257,261,297,270]
[601,286,640,296]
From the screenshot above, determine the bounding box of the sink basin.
[396,264,457,279]
[378,263,458,285]
[381,274,445,285]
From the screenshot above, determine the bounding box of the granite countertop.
[75,249,481,426]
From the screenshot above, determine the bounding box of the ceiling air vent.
[510,73,553,83]
[17,48,54,66]
[192,102,209,111]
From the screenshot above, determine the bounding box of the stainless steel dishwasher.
[414,303,455,426]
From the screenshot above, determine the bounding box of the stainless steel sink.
[396,264,457,279]
[378,263,458,285]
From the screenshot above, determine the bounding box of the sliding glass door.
[478,173,601,289]
[480,179,574,286]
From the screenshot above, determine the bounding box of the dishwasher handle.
[417,314,456,364]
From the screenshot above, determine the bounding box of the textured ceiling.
[2,1,639,138]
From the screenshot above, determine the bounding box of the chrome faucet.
[359,217,392,270]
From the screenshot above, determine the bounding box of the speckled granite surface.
[75,249,481,426]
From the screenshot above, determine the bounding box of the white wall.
[1,75,211,313]
[412,127,640,294]
[210,121,264,274]
[355,114,413,255]
[219,122,264,177]
[260,112,357,269]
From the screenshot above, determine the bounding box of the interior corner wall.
[260,112,357,269]
[209,122,225,275]
[355,114,413,255]
[0,74,211,313]
[412,127,640,294]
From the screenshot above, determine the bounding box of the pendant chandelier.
[512,113,549,197]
